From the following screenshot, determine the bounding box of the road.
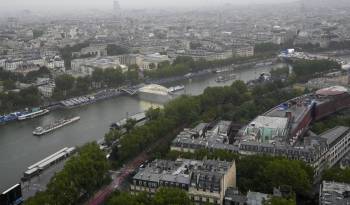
[85,151,149,205]
[85,126,184,205]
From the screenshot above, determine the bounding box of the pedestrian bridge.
[120,87,138,95]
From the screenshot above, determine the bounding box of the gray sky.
[1,0,298,11]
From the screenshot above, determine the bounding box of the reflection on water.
[139,100,163,110]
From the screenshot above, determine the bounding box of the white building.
[5,60,23,71]
[38,83,55,98]
[233,46,254,58]
[80,44,107,57]
[320,126,350,168]
[0,59,6,68]
[26,58,45,67]
[71,56,122,76]
[179,50,233,61]
[139,53,170,70]
[46,56,65,71]
[116,54,138,66]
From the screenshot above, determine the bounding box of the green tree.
[108,192,150,205]
[74,76,91,95]
[149,63,156,70]
[3,80,16,90]
[124,118,137,133]
[54,74,75,97]
[152,187,192,205]
[107,44,129,56]
[91,68,104,87]
[292,59,340,82]
[146,107,162,121]
[126,68,139,84]
[270,67,289,80]
[263,159,312,197]
[311,114,350,134]
[104,67,125,87]
[26,142,110,205]
[264,197,296,205]
[254,42,280,54]
[323,167,350,184]
[24,66,51,83]
[33,29,44,39]
[60,41,90,68]
[105,129,122,146]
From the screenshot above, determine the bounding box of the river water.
[0,64,282,191]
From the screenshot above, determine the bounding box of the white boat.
[184,73,193,78]
[215,68,231,73]
[341,61,350,70]
[215,74,237,83]
[33,116,80,136]
[18,109,50,121]
[168,85,185,93]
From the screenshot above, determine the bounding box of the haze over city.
[1,0,299,11]
[2,0,350,205]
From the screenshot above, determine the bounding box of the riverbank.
[0,63,278,192]
[18,57,276,114]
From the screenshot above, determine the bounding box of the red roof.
[316,86,348,96]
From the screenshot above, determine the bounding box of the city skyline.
[1,0,299,11]
[1,0,350,204]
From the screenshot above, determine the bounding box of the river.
[0,64,283,191]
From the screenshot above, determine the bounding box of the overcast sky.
[1,0,298,11]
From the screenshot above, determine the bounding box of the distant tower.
[113,1,121,13]
[300,1,307,30]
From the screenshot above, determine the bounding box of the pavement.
[22,159,66,199]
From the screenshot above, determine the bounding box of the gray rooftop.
[133,159,234,186]
[172,121,232,150]
[320,181,350,205]
[319,126,350,147]
[246,191,269,205]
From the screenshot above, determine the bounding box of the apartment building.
[131,158,236,205]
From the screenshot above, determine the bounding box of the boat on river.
[168,85,185,93]
[18,108,50,121]
[0,112,22,124]
[110,112,147,130]
[33,116,80,136]
[215,74,237,83]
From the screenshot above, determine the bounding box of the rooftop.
[321,181,350,205]
[319,126,350,147]
[171,121,236,151]
[246,191,269,205]
[316,86,348,96]
[240,86,345,145]
[133,159,234,185]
